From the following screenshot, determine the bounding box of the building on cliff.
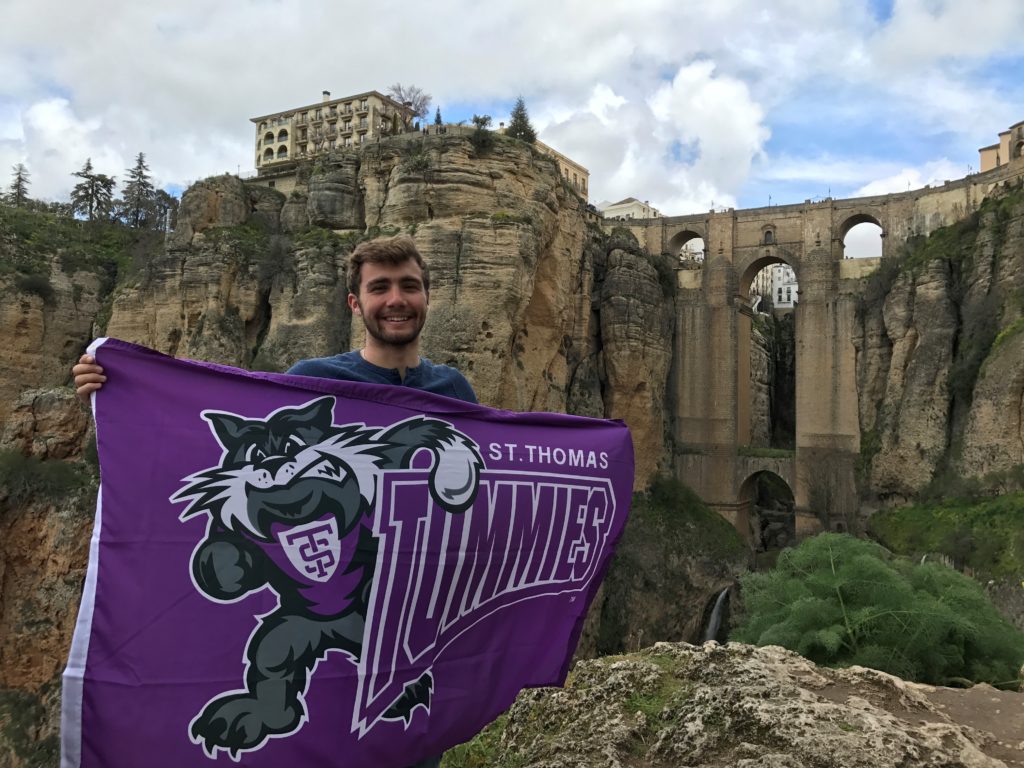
[978,119,1024,172]
[598,197,662,220]
[536,140,589,200]
[251,90,416,174]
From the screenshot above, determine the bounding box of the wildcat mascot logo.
[170,396,483,759]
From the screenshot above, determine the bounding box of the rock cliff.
[855,186,1024,500]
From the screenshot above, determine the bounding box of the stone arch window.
[263,132,274,144]
[763,229,775,245]
[260,121,267,131]
[277,129,289,143]
[276,146,288,159]
[262,148,274,162]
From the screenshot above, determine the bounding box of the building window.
[264,132,274,144]
[263,148,274,162]
[277,146,288,159]
[764,230,774,245]
[361,100,368,110]
[277,129,288,142]
[268,180,275,188]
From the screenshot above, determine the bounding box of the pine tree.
[9,164,30,207]
[434,107,443,127]
[506,97,537,144]
[122,152,155,228]
[70,159,116,221]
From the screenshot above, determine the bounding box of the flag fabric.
[61,338,634,768]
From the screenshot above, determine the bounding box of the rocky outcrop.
[749,322,772,447]
[856,188,1024,498]
[463,641,1024,768]
[0,266,103,425]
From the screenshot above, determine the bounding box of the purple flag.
[62,338,634,767]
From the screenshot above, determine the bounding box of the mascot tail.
[377,417,483,513]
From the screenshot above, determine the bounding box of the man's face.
[348,260,429,348]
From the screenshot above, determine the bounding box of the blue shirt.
[287,351,478,404]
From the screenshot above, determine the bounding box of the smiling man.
[287,235,477,403]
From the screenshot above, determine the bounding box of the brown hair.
[346,235,430,296]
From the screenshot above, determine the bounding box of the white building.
[772,264,798,309]
[598,197,661,220]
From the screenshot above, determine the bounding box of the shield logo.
[279,518,341,583]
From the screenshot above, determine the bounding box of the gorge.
[1,129,1023,766]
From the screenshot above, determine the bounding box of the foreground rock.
[455,642,1023,768]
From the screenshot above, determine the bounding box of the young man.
[73,235,475,768]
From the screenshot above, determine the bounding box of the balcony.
[356,104,369,115]
[340,124,353,134]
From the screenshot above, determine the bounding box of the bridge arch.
[737,252,799,299]
[837,211,883,241]
[738,469,796,551]
[667,226,706,253]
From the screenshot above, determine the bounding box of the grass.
[869,491,1024,579]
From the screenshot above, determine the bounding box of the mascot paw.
[190,693,302,757]
[382,672,433,724]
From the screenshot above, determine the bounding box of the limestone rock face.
[869,263,958,495]
[1,389,89,460]
[306,157,361,229]
[749,322,772,447]
[0,265,103,425]
[599,250,675,486]
[481,642,1023,767]
[857,191,1024,498]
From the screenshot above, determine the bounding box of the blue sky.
[1,0,1022,217]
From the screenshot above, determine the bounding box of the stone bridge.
[614,159,1024,543]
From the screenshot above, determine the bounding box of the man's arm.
[72,354,106,403]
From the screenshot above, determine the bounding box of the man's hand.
[72,354,106,403]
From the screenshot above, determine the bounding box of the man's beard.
[361,309,426,348]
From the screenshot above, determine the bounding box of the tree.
[434,107,443,127]
[152,189,179,232]
[70,159,116,221]
[386,83,431,119]
[469,114,494,154]
[9,164,30,207]
[122,152,155,228]
[732,533,1024,688]
[506,97,537,144]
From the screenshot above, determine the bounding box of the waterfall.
[703,587,730,642]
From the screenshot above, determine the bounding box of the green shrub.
[0,450,88,505]
[15,273,55,304]
[732,533,1024,687]
[868,490,1024,578]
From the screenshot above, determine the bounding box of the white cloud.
[854,158,964,197]
[0,0,1019,210]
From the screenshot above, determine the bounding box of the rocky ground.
[446,642,1024,768]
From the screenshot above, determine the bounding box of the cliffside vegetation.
[732,533,1024,688]
[869,491,1024,580]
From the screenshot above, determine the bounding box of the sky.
[2,0,1022,242]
